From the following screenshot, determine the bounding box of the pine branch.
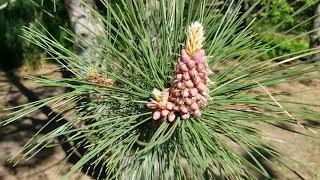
[3,0,320,179]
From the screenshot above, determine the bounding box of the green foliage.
[259,0,295,25]
[0,0,69,71]
[257,0,317,29]
[3,0,320,179]
[250,0,318,59]
[259,32,309,60]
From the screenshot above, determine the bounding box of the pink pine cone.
[147,46,210,123]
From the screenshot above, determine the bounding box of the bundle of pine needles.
[3,0,320,179]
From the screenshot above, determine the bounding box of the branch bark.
[309,2,320,62]
[64,0,106,70]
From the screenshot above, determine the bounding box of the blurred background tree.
[0,0,319,70]
[1,0,319,72]
[240,0,319,60]
[0,0,69,71]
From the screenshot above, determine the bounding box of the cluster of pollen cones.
[86,67,113,99]
[147,22,212,122]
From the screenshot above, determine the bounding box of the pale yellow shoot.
[87,67,99,77]
[185,21,204,57]
[152,88,169,102]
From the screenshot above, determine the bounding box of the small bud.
[183,72,190,80]
[189,69,197,78]
[199,97,208,107]
[168,112,176,122]
[180,64,189,72]
[198,72,205,78]
[181,113,190,120]
[176,73,183,80]
[186,60,195,69]
[185,80,193,88]
[162,90,169,99]
[153,111,161,120]
[169,96,176,102]
[193,109,201,118]
[166,102,174,110]
[196,63,205,71]
[181,49,190,62]
[158,101,167,109]
[185,98,192,105]
[189,88,198,96]
[180,106,189,114]
[161,109,170,117]
[190,102,199,111]
[176,82,183,89]
[146,102,157,109]
[182,89,189,97]
[173,104,180,111]
[196,94,203,100]
[193,76,201,85]
[202,91,209,97]
[172,90,181,97]
[178,99,185,105]
[197,83,206,92]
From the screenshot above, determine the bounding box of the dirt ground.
[257,78,320,180]
[0,63,319,180]
[0,65,92,180]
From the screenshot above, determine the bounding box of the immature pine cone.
[86,67,113,99]
[147,22,211,122]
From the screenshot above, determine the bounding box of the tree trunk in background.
[64,0,106,72]
[242,0,249,12]
[309,2,320,62]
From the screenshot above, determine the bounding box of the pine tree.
[3,0,320,179]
